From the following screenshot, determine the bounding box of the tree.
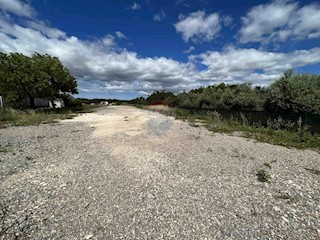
[0,52,78,108]
[1,53,40,108]
[266,70,320,114]
[146,90,176,106]
[32,54,78,107]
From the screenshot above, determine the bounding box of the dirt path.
[0,106,319,239]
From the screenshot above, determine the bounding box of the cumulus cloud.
[1,1,320,95]
[153,10,166,22]
[174,11,221,43]
[27,20,66,39]
[239,0,320,43]
[102,35,115,47]
[191,46,320,85]
[183,46,195,54]
[0,0,34,18]
[128,2,141,10]
[0,16,198,94]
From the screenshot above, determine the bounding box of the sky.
[0,0,320,99]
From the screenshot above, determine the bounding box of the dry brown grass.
[144,105,172,112]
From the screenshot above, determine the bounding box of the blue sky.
[0,0,320,99]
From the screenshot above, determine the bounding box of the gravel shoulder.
[0,106,319,239]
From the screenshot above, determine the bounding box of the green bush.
[266,70,320,114]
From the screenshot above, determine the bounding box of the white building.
[34,98,65,108]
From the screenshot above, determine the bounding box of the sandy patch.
[63,106,154,137]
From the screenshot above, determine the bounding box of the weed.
[135,105,320,151]
[0,144,10,153]
[263,163,272,168]
[256,169,271,182]
[0,146,8,153]
[0,105,98,128]
[189,123,200,127]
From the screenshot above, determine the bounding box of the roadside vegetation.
[132,70,320,114]
[0,105,98,128]
[0,52,101,128]
[131,70,320,151]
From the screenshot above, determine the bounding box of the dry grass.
[144,105,172,112]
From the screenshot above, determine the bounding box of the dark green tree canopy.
[130,70,320,114]
[0,52,78,108]
[265,70,320,114]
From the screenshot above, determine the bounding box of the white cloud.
[128,2,141,10]
[153,10,166,22]
[0,17,198,94]
[191,46,320,86]
[239,0,320,43]
[27,20,66,39]
[0,0,34,18]
[183,46,195,54]
[102,35,115,47]
[115,31,127,39]
[1,3,320,95]
[174,11,221,43]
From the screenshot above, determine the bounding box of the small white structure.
[100,101,109,106]
[34,98,65,108]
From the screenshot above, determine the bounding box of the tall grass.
[141,105,320,151]
[0,105,98,128]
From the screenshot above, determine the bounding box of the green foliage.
[266,70,320,114]
[146,90,176,106]
[0,105,97,128]
[144,106,320,151]
[263,163,272,168]
[0,52,77,109]
[256,169,271,182]
[0,108,73,127]
[0,145,9,153]
[174,83,267,111]
[130,70,320,115]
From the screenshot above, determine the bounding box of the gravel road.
[0,106,319,239]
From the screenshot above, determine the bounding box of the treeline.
[0,52,78,109]
[131,70,320,114]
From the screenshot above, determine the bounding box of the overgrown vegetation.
[131,71,320,150]
[138,104,320,150]
[0,52,103,127]
[0,105,98,128]
[131,70,320,115]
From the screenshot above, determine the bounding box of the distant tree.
[146,90,176,106]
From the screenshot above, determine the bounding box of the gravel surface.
[0,106,319,239]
